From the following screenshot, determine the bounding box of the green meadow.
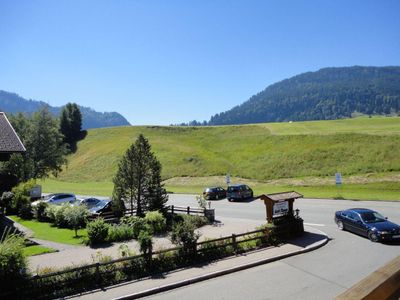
[40,116,400,200]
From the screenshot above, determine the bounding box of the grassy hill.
[41,116,400,200]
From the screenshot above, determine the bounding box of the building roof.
[0,112,26,158]
[261,191,303,202]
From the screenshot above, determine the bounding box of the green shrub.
[182,214,209,228]
[198,238,234,260]
[138,230,153,256]
[33,201,49,221]
[107,224,134,242]
[165,212,184,229]
[86,218,110,245]
[17,196,32,219]
[0,191,14,214]
[120,216,147,238]
[44,204,58,223]
[11,180,36,214]
[54,204,70,228]
[170,219,200,255]
[0,235,27,288]
[144,211,166,234]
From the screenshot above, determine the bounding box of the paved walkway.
[26,217,328,300]
[67,226,328,300]
[28,217,262,272]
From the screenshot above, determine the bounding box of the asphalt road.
[144,194,400,300]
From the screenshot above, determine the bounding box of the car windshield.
[228,186,240,192]
[43,193,56,200]
[94,200,109,209]
[360,211,386,223]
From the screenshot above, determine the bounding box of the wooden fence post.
[95,263,100,286]
[232,234,237,253]
[187,206,190,215]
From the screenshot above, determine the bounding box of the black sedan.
[89,200,113,215]
[334,208,400,242]
[203,187,226,200]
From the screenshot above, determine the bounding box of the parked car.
[334,208,400,242]
[72,197,102,209]
[32,193,76,206]
[89,200,113,216]
[203,187,226,200]
[227,184,253,201]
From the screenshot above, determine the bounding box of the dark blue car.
[334,208,400,242]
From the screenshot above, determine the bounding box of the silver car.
[33,193,76,206]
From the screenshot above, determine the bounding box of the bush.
[0,235,27,288]
[0,191,14,214]
[86,218,110,246]
[182,214,209,228]
[54,204,69,228]
[107,224,134,242]
[120,216,147,238]
[144,211,166,234]
[44,204,58,223]
[137,230,153,256]
[11,180,36,219]
[33,201,49,221]
[170,219,200,255]
[17,196,32,219]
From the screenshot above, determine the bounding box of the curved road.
[145,195,400,300]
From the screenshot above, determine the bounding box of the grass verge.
[10,216,87,245]
[22,245,56,256]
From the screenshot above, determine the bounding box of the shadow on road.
[287,231,329,248]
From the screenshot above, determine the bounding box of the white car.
[32,193,76,206]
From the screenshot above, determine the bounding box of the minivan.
[227,184,253,201]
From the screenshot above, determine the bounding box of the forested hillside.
[0,90,130,129]
[209,66,400,125]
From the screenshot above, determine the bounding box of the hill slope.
[209,66,400,125]
[0,90,130,129]
[55,117,400,183]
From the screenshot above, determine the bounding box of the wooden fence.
[1,227,270,299]
[88,205,207,222]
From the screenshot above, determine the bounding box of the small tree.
[112,134,168,217]
[64,205,88,237]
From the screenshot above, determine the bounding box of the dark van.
[227,184,253,201]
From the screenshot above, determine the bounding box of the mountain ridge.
[0,90,130,129]
[208,66,400,125]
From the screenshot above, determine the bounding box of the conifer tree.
[112,134,168,217]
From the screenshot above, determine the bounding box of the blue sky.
[1,0,399,125]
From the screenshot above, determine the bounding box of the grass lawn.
[10,216,87,245]
[22,245,56,256]
[42,117,400,183]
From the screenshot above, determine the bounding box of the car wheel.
[368,231,379,242]
[228,198,232,202]
[215,195,219,200]
[337,220,344,230]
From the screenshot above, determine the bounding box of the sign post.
[335,173,342,185]
[226,173,230,186]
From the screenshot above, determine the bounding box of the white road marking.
[304,222,326,227]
